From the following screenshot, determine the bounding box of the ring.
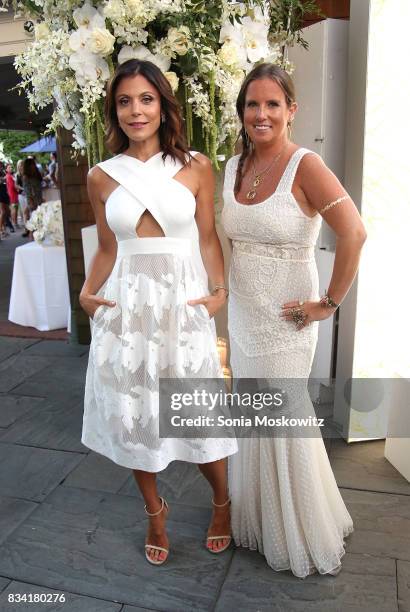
[298,300,304,306]
[291,307,307,327]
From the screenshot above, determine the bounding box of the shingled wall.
[57,128,94,344]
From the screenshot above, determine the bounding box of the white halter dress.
[82,151,238,472]
[222,149,353,578]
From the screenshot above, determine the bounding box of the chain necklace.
[246,144,288,201]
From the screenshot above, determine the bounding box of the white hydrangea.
[26,200,65,246]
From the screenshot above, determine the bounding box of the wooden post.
[57,128,94,344]
[304,0,350,25]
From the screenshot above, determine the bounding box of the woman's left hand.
[187,291,227,319]
[280,300,336,331]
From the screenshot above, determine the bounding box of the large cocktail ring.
[291,307,307,328]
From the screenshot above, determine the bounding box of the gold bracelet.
[320,292,340,308]
[211,285,229,298]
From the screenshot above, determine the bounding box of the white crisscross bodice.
[98,151,199,242]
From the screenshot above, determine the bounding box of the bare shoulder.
[87,164,106,188]
[191,151,212,171]
[297,150,328,178]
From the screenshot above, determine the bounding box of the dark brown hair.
[104,59,190,166]
[234,63,296,193]
[23,157,42,181]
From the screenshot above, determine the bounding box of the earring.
[161,113,165,123]
[287,120,293,138]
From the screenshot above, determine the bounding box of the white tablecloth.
[8,242,70,331]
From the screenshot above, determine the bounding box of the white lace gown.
[221,148,353,578]
[82,151,238,472]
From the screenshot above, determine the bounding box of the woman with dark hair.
[80,59,237,566]
[21,157,43,238]
[22,157,42,211]
[222,63,367,577]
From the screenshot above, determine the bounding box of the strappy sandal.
[206,497,232,554]
[144,496,169,566]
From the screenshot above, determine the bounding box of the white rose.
[218,41,240,67]
[164,71,179,92]
[167,26,190,56]
[89,28,115,56]
[34,23,50,41]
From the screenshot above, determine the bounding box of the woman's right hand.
[79,292,116,319]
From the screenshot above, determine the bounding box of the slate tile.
[0,496,38,545]
[0,581,122,612]
[0,577,11,593]
[63,452,130,493]
[0,395,45,428]
[331,439,410,495]
[122,607,157,612]
[0,486,231,612]
[0,443,83,502]
[215,549,397,612]
[398,560,410,612]
[118,461,212,508]
[0,401,86,453]
[0,355,51,393]
[13,373,84,403]
[341,488,410,562]
[0,339,39,363]
[23,341,89,358]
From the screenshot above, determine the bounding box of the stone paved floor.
[1,231,410,611]
[0,337,409,611]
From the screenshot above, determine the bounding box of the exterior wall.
[0,12,31,57]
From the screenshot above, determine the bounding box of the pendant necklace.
[246,144,288,201]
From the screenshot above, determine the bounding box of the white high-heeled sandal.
[206,497,232,554]
[144,496,169,566]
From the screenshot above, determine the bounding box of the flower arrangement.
[25,200,65,245]
[2,0,319,168]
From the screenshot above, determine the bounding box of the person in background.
[30,155,43,176]
[6,163,19,228]
[15,159,30,230]
[22,157,43,239]
[0,162,15,238]
[45,152,58,188]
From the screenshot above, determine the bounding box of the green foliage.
[269,0,323,49]
[0,129,49,166]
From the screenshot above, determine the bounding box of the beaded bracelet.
[320,292,340,308]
